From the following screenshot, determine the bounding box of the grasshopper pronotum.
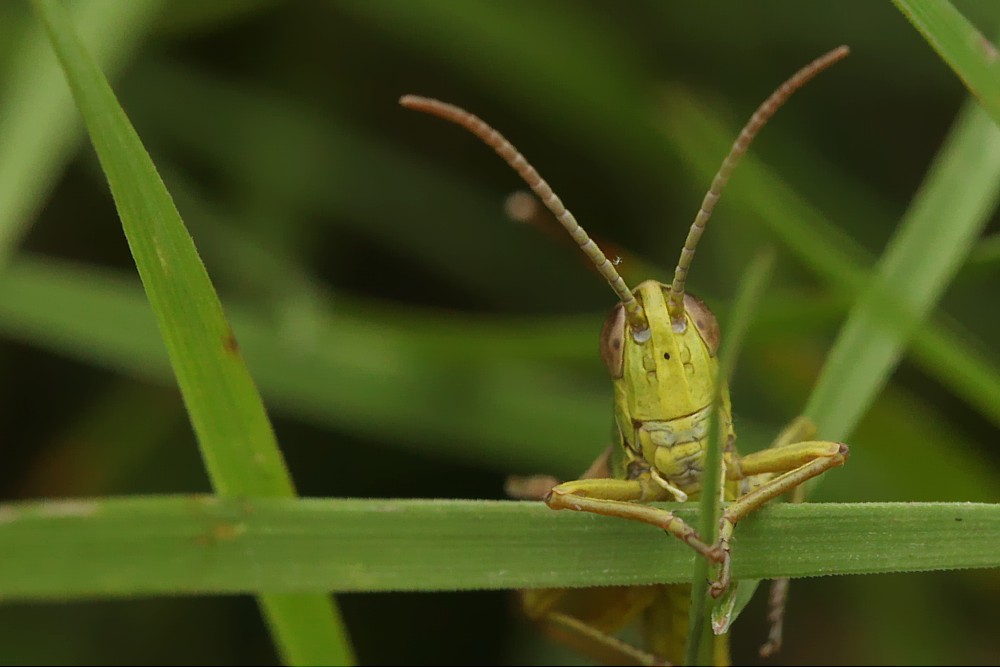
[401,45,851,666]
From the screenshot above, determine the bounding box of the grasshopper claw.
[709,546,732,598]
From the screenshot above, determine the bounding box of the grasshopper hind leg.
[506,448,690,666]
[505,445,615,501]
[758,575,790,657]
[521,586,672,666]
[755,420,815,657]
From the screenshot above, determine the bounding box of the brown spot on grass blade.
[195,521,247,546]
[222,330,240,355]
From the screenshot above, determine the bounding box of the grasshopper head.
[601,281,720,422]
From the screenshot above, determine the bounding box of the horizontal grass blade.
[0,496,996,601]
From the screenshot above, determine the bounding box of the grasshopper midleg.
[402,44,850,664]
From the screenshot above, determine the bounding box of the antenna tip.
[828,45,851,62]
[399,94,427,109]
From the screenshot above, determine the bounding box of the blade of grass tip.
[806,96,1000,442]
[892,0,1000,129]
[686,248,776,666]
[30,0,353,664]
[30,0,290,499]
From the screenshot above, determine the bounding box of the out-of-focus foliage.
[0,1,998,665]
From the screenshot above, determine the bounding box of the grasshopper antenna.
[666,45,850,329]
[400,95,650,335]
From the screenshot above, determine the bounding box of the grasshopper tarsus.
[709,577,729,600]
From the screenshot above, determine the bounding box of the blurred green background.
[1,1,998,664]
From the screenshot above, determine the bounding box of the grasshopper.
[401,44,850,666]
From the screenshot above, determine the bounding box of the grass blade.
[31,0,353,662]
[0,497,996,601]
[806,98,1000,439]
[686,248,776,665]
[892,0,1000,128]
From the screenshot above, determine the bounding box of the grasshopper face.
[601,281,721,454]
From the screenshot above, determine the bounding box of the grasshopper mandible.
[401,45,850,666]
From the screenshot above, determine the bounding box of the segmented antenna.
[399,95,649,333]
[666,45,850,328]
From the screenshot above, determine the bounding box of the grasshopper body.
[402,45,851,666]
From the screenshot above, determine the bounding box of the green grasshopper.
[401,44,850,666]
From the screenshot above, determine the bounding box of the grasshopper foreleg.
[709,439,849,597]
[545,478,719,561]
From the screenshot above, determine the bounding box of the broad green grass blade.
[32,1,352,663]
[0,0,161,263]
[0,497,996,601]
[686,248,775,666]
[892,0,1000,128]
[806,98,1000,439]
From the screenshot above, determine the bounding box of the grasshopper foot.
[708,549,732,598]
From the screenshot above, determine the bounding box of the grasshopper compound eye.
[683,294,720,357]
[599,304,626,378]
